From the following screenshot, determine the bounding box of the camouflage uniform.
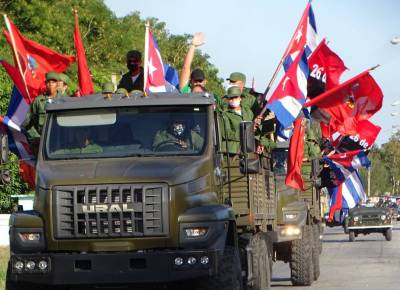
[23,72,61,141]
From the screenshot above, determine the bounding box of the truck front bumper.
[9,249,218,285]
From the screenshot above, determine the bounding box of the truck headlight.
[184,227,208,238]
[381,215,386,220]
[284,213,298,220]
[19,233,41,241]
[353,216,359,222]
[280,226,301,236]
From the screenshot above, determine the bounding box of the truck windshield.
[45,106,208,159]
[272,149,288,176]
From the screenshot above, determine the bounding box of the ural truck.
[6,91,322,290]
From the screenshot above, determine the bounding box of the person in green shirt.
[23,72,61,155]
[53,127,102,155]
[153,119,204,152]
[226,72,259,115]
[221,86,255,155]
[179,32,208,94]
[56,73,70,97]
[302,119,321,178]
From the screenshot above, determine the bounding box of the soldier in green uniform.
[226,72,259,114]
[23,72,60,151]
[57,73,70,97]
[221,86,254,155]
[152,119,204,152]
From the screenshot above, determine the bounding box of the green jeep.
[345,206,392,242]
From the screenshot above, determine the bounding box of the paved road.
[272,221,400,290]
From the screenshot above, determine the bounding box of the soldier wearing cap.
[302,119,321,178]
[179,32,207,93]
[227,72,259,114]
[102,82,115,96]
[221,86,254,154]
[118,50,144,92]
[23,72,60,153]
[57,73,70,97]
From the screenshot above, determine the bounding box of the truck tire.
[385,228,392,241]
[312,224,320,281]
[195,246,243,290]
[349,231,355,242]
[248,233,271,290]
[313,223,322,255]
[290,225,314,286]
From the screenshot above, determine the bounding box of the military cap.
[227,72,246,83]
[225,86,242,98]
[58,73,70,85]
[115,87,128,94]
[45,72,59,82]
[102,82,115,94]
[126,50,142,60]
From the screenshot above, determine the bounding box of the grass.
[0,247,9,290]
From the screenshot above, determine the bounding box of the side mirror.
[239,121,255,154]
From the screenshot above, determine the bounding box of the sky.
[104,0,400,145]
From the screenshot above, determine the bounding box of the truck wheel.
[349,231,355,242]
[248,233,271,290]
[195,246,242,290]
[290,225,314,286]
[313,223,322,255]
[385,228,392,241]
[312,225,320,281]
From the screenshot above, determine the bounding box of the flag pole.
[3,14,32,103]
[143,21,150,95]
[258,1,312,117]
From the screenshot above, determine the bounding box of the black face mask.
[127,63,139,72]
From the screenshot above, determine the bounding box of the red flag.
[285,117,306,191]
[144,25,166,92]
[3,15,75,103]
[74,11,94,96]
[308,39,347,89]
[305,71,383,135]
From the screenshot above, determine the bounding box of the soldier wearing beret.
[118,50,144,92]
[23,72,61,154]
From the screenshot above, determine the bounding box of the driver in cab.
[152,119,203,151]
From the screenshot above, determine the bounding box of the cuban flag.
[328,170,366,222]
[323,149,370,183]
[163,63,179,92]
[0,86,36,188]
[144,26,166,92]
[267,49,309,129]
[282,1,318,71]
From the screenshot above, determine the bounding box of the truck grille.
[53,184,169,239]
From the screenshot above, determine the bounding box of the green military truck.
[345,206,392,242]
[6,92,322,290]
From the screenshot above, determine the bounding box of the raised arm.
[179,32,205,90]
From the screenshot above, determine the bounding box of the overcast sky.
[104,0,400,145]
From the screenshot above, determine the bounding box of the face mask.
[173,124,185,137]
[229,99,241,108]
[127,62,139,72]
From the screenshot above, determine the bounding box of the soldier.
[221,86,254,155]
[54,127,102,155]
[152,119,204,151]
[302,119,321,178]
[179,32,207,93]
[226,72,258,114]
[117,50,144,92]
[23,72,60,143]
[57,73,70,97]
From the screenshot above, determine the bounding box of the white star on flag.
[294,25,303,43]
[148,57,157,79]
